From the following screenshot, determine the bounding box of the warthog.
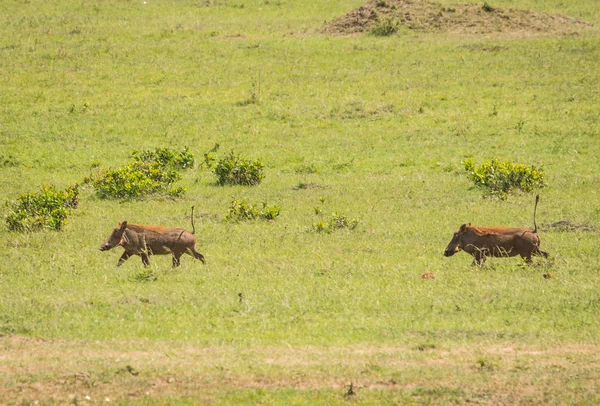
[99,207,206,267]
[444,195,549,265]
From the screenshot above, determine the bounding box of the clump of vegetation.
[463,158,546,198]
[313,197,360,233]
[92,161,184,200]
[226,199,281,221]
[132,147,195,169]
[314,213,360,233]
[213,151,264,186]
[6,184,79,232]
[369,17,399,36]
[92,147,194,200]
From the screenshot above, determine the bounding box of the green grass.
[1,0,600,403]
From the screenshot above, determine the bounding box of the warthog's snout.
[99,244,111,251]
[443,249,454,257]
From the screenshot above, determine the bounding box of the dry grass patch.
[2,336,600,404]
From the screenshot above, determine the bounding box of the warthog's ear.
[119,221,128,231]
[459,223,469,233]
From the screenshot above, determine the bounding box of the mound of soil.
[541,220,599,232]
[323,0,592,35]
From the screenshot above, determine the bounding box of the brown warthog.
[443,196,549,265]
[99,207,206,267]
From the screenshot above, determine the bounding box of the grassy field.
[1,0,600,403]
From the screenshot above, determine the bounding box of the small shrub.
[314,213,360,234]
[214,151,264,186]
[369,17,399,37]
[132,147,195,169]
[226,199,281,221]
[6,184,79,232]
[463,158,546,198]
[92,161,184,200]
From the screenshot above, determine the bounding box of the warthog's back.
[126,223,196,255]
[464,226,539,256]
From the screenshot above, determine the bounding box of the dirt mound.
[541,220,599,232]
[323,0,592,35]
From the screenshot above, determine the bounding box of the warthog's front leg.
[471,249,487,266]
[117,252,131,267]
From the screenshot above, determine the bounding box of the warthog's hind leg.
[172,253,182,268]
[187,247,206,264]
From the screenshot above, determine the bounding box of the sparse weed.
[226,199,281,221]
[130,268,159,282]
[202,143,221,169]
[476,357,498,371]
[482,2,495,12]
[213,151,264,186]
[132,147,195,170]
[0,154,20,167]
[294,162,318,174]
[236,73,261,106]
[370,17,399,37]
[463,158,546,198]
[6,184,79,232]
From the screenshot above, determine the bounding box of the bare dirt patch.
[323,0,593,36]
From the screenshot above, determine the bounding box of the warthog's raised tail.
[191,205,196,235]
[533,195,540,234]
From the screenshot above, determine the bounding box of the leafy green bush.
[6,184,79,232]
[92,161,184,200]
[314,213,360,233]
[214,151,264,186]
[226,199,281,221]
[132,147,195,169]
[463,158,546,198]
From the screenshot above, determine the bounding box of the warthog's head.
[444,223,470,257]
[99,221,127,251]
